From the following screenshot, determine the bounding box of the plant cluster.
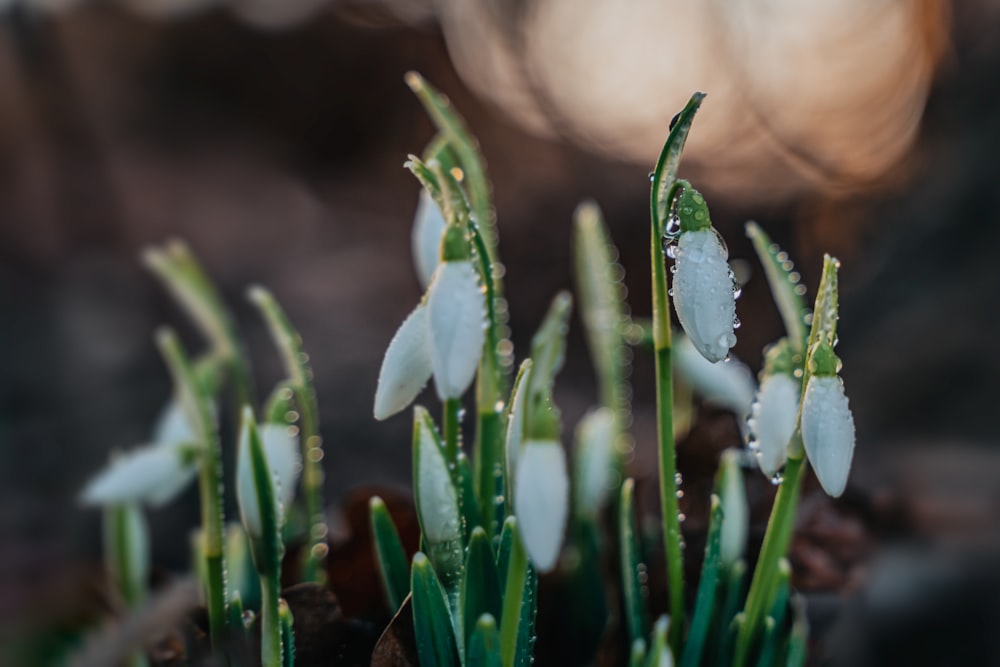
[80,75,856,667]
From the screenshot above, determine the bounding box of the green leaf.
[468,614,502,667]
[457,451,484,538]
[714,561,747,667]
[228,591,246,632]
[412,407,464,600]
[619,478,650,645]
[370,496,411,612]
[462,527,503,656]
[280,599,295,667]
[650,93,706,236]
[630,640,648,667]
[237,407,282,576]
[412,552,460,667]
[744,223,809,352]
[785,595,809,667]
[497,516,515,582]
[564,517,609,663]
[807,254,840,353]
[572,201,629,420]
[498,517,536,667]
[754,559,791,667]
[680,495,724,667]
[226,523,261,611]
[525,292,573,440]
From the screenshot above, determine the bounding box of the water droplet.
[776,251,789,263]
[678,513,686,522]
[665,243,679,259]
[804,313,814,325]
[664,214,682,239]
[733,317,742,330]
[494,400,506,413]
[793,368,804,379]
[649,171,656,183]
[747,438,759,452]
[668,288,674,297]
[770,473,784,486]
[718,332,737,349]
[674,472,683,485]
[676,489,684,499]
[789,271,801,283]
[794,284,808,295]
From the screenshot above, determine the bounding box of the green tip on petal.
[674,183,712,233]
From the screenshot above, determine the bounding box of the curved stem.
[443,397,462,467]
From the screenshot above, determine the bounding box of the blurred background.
[1,0,999,664]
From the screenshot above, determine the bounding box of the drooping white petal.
[514,439,569,573]
[801,375,855,497]
[717,450,748,566]
[152,398,197,446]
[747,373,801,476]
[259,423,302,510]
[374,304,433,420]
[412,190,447,289]
[414,410,462,545]
[672,229,737,363]
[573,407,618,516]
[673,334,755,424]
[427,261,487,400]
[81,444,196,507]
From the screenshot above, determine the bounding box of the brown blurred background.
[1,0,999,664]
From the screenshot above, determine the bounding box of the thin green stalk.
[733,456,805,667]
[499,525,529,667]
[247,287,326,583]
[156,328,227,646]
[260,573,283,667]
[443,397,462,467]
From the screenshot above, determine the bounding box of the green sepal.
[650,93,706,236]
[619,478,650,645]
[462,527,503,656]
[228,592,246,632]
[525,292,573,440]
[457,452,484,538]
[423,133,460,175]
[674,182,712,233]
[680,495,724,667]
[807,255,841,352]
[411,552,460,667]
[645,615,673,667]
[103,503,149,608]
[572,201,630,421]
[468,614,502,667]
[761,338,799,379]
[239,407,283,577]
[370,496,411,612]
[442,224,472,262]
[806,340,840,377]
[279,599,295,667]
[745,222,809,352]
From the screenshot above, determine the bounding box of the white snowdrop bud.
[748,373,800,477]
[374,304,433,420]
[427,260,487,400]
[81,444,197,507]
[573,407,618,516]
[259,423,302,511]
[717,449,749,566]
[673,334,755,424]
[801,375,855,497]
[413,408,462,545]
[514,439,569,573]
[672,229,737,363]
[411,190,447,289]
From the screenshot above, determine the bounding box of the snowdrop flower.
[716,449,748,566]
[374,224,486,420]
[514,439,569,573]
[411,190,447,289]
[670,185,738,363]
[800,341,855,497]
[673,333,755,427]
[81,399,199,507]
[237,412,302,538]
[573,407,618,517]
[747,339,801,477]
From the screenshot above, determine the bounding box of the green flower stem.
[733,455,805,667]
[248,287,327,583]
[443,397,462,467]
[260,573,283,667]
[156,328,227,647]
[475,409,505,537]
[499,525,529,667]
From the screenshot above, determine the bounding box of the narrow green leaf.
[565,517,609,663]
[650,93,706,235]
[280,600,295,667]
[716,449,749,567]
[468,614,502,667]
[504,360,533,501]
[744,223,808,351]
[228,592,245,632]
[370,496,411,612]
[475,409,507,540]
[807,255,840,353]
[619,478,650,644]
[785,595,809,667]
[498,518,533,667]
[572,201,630,420]
[630,640,648,667]
[680,495,724,667]
[714,561,747,667]
[514,565,537,667]
[457,452,484,538]
[412,407,464,601]
[754,559,791,667]
[237,407,283,576]
[525,292,573,440]
[405,71,496,260]
[462,527,503,655]
[412,552,460,667]
[226,522,261,611]
[497,516,515,582]
[423,133,460,174]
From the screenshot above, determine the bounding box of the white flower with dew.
[748,373,800,477]
[259,423,302,511]
[717,449,749,566]
[514,439,569,573]
[573,407,618,516]
[411,190,447,289]
[237,414,300,539]
[414,408,462,545]
[374,305,432,420]
[504,360,532,483]
[801,374,855,498]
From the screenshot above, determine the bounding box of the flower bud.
[374,304,433,420]
[514,439,569,573]
[427,260,486,400]
[672,228,737,363]
[800,375,855,497]
[411,190,447,289]
[81,444,197,507]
